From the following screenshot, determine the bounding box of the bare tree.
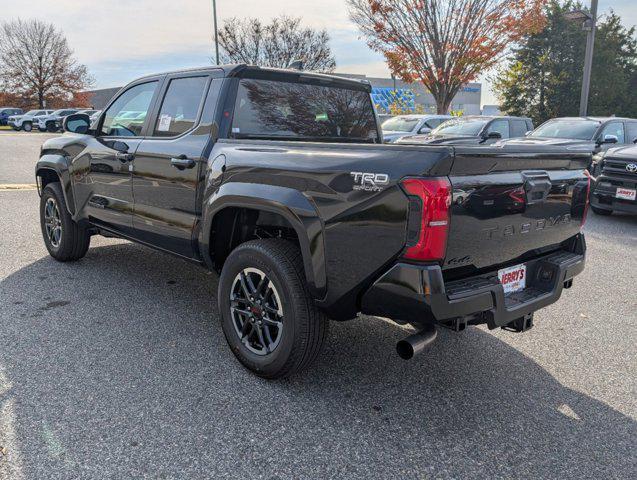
[0,19,93,108]
[218,16,336,72]
[348,0,547,113]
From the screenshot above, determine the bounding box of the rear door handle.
[171,156,196,170]
[115,152,135,162]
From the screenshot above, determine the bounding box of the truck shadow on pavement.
[0,242,635,479]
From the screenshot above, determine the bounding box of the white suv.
[8,110,54,131]
[35,109,81,132]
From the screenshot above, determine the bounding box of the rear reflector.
[401,177,451,261]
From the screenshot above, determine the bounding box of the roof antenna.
[288,59,304,70]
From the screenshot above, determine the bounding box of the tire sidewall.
[40,184,72,258]
[23,121,32,132]
[218,245,299,377]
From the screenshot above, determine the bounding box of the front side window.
[510,120,528,138]
[101,81,158,137]
[153,76,208,137]
[598,122,625,143]
[488,119,510,138]
[232,79,379,142]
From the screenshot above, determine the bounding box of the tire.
[38,127,47,132]
[218,239,328,379]
[591,205,612,215]
[40,182,91,261]
[46,122,57,133]
[23,121,32,132]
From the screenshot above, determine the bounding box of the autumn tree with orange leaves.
[348,0,547,113]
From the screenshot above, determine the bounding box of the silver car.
[381,114,452,143]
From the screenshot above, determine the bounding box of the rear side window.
[101,81,157,137]
[626,122,637,143]
[153,76,208,137]
[510,120,528,138]
[231,79,379,142]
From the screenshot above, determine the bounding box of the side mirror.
[525,130,533,136]
[486,131,502,139]
[63,113,91,134]
[602,134,618,144]
[417,126,431,134]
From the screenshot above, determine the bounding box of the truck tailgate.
[443,146,590,277]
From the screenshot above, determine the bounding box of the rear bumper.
[361,235,586,329]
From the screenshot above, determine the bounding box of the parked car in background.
[497,117,637,165]
[0,107,23,126]
[8,109,54,131]
[36,109,80,132]
[85,109,101,124]
[381,114,452,142]
[589,144,637,216]
[377,113,394,125]
[396,115,533,145]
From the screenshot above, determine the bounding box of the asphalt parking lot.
[1,133,636,479]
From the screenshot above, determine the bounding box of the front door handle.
[171,156,196,170]
[115,151,135,162]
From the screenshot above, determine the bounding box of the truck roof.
[134,64,372,92]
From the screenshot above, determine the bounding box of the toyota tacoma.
[35,65,589,378]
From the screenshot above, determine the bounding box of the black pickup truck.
[35,65,589,378]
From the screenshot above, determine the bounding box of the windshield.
[25,110,38,115]
[530,120,599,140]
[433,118,488,136]
[381,117,419,132]
[232,78,379,143]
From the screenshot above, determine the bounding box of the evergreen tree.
[494,1,637,125]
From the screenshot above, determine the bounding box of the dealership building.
[83,73,482,115]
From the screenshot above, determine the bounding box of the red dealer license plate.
[498,264,526,294]
[616,188,636,201]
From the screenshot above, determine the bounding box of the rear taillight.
[401,177,451,261]
[581,170,591,227]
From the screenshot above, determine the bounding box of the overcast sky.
[4,0,637,106]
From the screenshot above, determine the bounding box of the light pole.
[564,0,598,116]
[212,0,220,65]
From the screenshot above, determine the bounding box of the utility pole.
[212,0,220,65]
[579,0,598,116]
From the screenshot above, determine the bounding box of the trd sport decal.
[350,172,390,192]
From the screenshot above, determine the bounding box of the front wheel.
[218,239,328,379]
[23,121,32,132]
[40,182,91,261]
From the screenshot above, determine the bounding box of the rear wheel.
[23,121,32,132]
[218,239,328,379]
[40,182,91,261]
[591,205,612,215]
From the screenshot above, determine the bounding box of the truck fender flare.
[200,182,327,300]
[35,154,75,216]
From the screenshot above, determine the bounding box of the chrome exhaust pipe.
[396,324,437,360]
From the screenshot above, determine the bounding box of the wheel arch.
[35,156,75,215]
[200,182,326,300]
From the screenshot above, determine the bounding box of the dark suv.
[499,117,637,159]
[590,144,637,215]
[395,115,534,145]
[0,107,23,126]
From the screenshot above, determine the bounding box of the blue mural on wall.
[371,87,415,112]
